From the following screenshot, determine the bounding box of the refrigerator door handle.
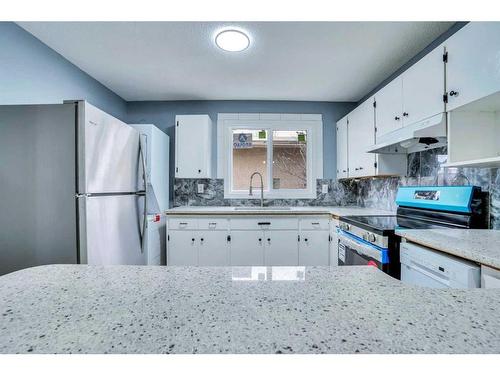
[138,134,148,254]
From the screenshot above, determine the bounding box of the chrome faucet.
[249,172,264,207]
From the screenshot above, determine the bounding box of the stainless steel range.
[337,186,487,279]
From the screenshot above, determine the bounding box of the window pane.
[232,129,268,191]
[272,130,307,190]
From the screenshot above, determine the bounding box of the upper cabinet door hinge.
[443,51,448,63]
[443,93,448,103]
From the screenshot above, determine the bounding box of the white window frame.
[217,113,323,199]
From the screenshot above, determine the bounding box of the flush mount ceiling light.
[215,29,250,52]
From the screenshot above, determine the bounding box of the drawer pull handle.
[258,222,271,226]
[311,222,320,225]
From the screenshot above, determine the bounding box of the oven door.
[338,230,388,272]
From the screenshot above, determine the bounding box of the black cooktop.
[340,215,398,235]
[340,214,470,236]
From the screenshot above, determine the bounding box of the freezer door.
[78,102,143,194]
[79,194,147,265]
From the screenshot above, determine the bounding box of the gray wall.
[0,22,127,121]
[126,100,355,182]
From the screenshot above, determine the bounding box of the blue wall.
[126,101,355,181]
[0,22,127,121]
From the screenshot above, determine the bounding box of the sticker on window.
[233,133,253,149]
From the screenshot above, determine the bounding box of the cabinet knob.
[267,238,271,243]
[258,238,262,242]
[394,116,400,121]
[359,167,363,170]
[403,112,409,117]
[342,169,346,173]
[449,90,459,97]
[304,238,308,242]
[200,238,204,242]
[198,169,201,173]
[191,238,195,242]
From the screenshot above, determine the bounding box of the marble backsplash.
[173,146,500,229]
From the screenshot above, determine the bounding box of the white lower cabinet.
[167,215,333,266]
[299,230,330,266]
[168,231,198,266]
[230,230,265,266]
[198,231,230,266]
[265,231,299,266]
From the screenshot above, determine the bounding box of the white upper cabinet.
[445,22,500,111]
[402,45,446,126]
[175,115,213,178]
[348,98,376,178]
[336,116,349,179]
[375,76,403,140]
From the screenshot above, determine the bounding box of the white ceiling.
[18,22,454,102]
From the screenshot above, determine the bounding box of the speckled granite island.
[1,265,500,354]
[396,229,500,270]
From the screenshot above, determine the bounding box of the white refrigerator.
[0,101,168,275]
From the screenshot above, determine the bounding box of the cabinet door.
[446,23,500,111]
[375,76,403,140]
[230,230,265,266]
[264,231,299,266]
[336,117,349,179]
[198,231,230,266]
[175,115,211,178]
[299,231,330,266]
[402,46,445,126]
[348,98,376,177]
[167,231,198,265]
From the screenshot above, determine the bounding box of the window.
[218,114,323,199]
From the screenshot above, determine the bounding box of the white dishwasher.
[400,242,480,288]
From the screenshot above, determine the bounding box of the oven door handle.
[338,232,385,263]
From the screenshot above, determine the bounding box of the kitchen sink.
[233,207,292,211]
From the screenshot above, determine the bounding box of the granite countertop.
[396,229,500,270]
[165,206,395,218]
[1,264,500,354]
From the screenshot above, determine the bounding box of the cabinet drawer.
[198,218,229,230]
[230,217,299,230]
[300,218,330,230]
[168,218,198,230]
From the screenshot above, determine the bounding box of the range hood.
[367,112,447,154]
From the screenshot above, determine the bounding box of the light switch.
[322,184,329,194]
[197,184,205,194]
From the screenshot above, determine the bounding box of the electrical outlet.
[322,184,329,194]
[197,184,204,194]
